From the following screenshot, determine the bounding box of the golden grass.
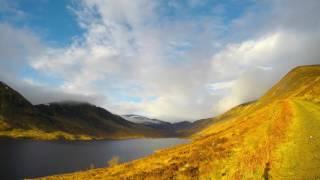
[0,128,92,140]
[271,100,320,179]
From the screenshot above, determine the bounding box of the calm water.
[0,138,189,180]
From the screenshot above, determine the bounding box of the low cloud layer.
[1,0,320,121]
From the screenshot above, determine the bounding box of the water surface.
[0,138,188,180]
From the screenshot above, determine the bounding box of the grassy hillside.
[261,65,320,102]
[42,65,320,179]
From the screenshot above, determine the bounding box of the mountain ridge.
[0,82,176,140]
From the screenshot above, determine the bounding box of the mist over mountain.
[122,114,169,125]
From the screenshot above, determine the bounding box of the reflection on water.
[0,138,188,180]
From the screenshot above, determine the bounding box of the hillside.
[42,65,320,179]
[0,82,174,140]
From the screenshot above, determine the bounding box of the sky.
[0,0,320,122]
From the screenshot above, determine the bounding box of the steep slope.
[261,65,320,101]
[43,65,320,179]
[0,82,33,115]
[0,82,168,140]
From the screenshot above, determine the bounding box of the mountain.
[0,82,175,140]
[122,114,170,125]
[34,102,167,139]
[0,82,53,135]
[44,65,320,179]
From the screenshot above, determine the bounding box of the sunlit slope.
[261,65,320,101]
[42,65,320,179]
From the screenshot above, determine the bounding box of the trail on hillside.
[272,100,320,179]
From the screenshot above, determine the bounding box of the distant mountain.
[47,65,320,179]
[121,114,218,137]
[122,114,169,125]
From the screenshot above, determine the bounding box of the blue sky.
[0,0,319,121]
[0,0,82,45]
